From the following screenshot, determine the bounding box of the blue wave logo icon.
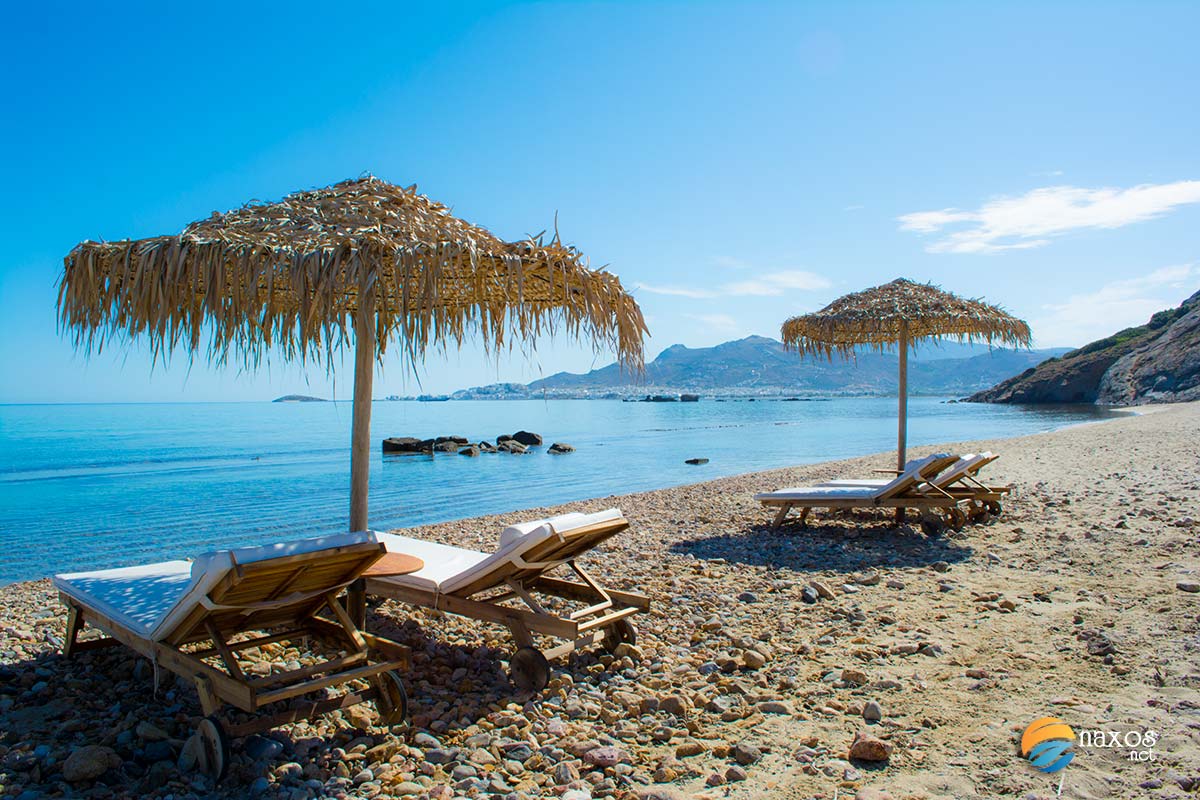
[1021,717,1076,773]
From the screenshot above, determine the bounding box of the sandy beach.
[2,401,1198,800]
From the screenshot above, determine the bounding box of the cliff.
[967,290,1200,405]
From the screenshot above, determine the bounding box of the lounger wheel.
[379,670,409,725]
[985,501,1003,517]
[944,508,966,531]
[195,715,230,782]
[509,646,551,692]
[602,619,638,653]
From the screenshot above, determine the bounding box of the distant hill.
[272,394,328,403]
[450,336,1068,398]
[968,289,1200,406]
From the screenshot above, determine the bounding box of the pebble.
[848,731,892,762]
[62,745,120,783]
[1177,581,1200,593]
[725,765,749,782]
[863,700,883,721]
[731,741,762,765]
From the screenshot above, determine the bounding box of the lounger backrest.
[876,453,959,500]
[162,532,384,645]
[447,510,629,597]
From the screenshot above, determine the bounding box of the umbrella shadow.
[670,514,975,574]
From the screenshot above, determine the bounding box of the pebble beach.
[2,401,1198,800]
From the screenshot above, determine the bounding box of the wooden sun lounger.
[825,453,1013,516]
[756,453,975,530]
[55,534,412,780]
[365,511,649,692]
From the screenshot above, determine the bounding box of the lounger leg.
[63,605,84,659]
[508,622,535,650]
[770,505,791,530]
[347,579,367,630]
[895,508,905,525]
[799,508,810,527]
[195,674,221,717]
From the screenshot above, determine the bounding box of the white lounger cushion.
[821,453,988,489]
[374,508,624,595]
[754,453,952,503]
[54,531,377,642]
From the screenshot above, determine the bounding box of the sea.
[0,398,1118,585]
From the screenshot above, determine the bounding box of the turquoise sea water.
[0,398,1115,584]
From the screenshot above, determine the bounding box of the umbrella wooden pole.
[346,302,375,628]
[896,323,908,524]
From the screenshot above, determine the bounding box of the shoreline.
[0,399,1125,587]
[2,401,1198,798]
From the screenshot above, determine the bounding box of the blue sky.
[2,1,1198,402]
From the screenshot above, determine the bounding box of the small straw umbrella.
[781,278,1030,518]
[58,175,647,618]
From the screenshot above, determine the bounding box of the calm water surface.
[0,398,1116,584]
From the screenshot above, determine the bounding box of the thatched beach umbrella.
[781,278,1031,476]
[58,176,647,616]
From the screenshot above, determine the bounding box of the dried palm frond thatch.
[781,278,1031,358]
[58,175,647,371]
[57,176,648,602]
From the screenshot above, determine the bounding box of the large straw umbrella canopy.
[58,176,647,612]
[781,278,1031,475]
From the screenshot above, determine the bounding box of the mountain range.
[449,336,1068,399]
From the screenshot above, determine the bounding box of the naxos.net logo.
[1019,714,1160,797]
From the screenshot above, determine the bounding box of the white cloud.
[685,313,739,331]
[899,181,1200,254]
[1031,264,1198,346]
[722,270,832,296]
[635,283,716,299]
[639,270,831,299]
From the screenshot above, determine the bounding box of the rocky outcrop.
[511,431,543,446]
[382,437,432,454]
[1098,295,1200,404]
[968,290,1200,406]
[547,442,575,454]
[497,440,529,454]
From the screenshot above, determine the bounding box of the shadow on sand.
[670,513,976,574]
